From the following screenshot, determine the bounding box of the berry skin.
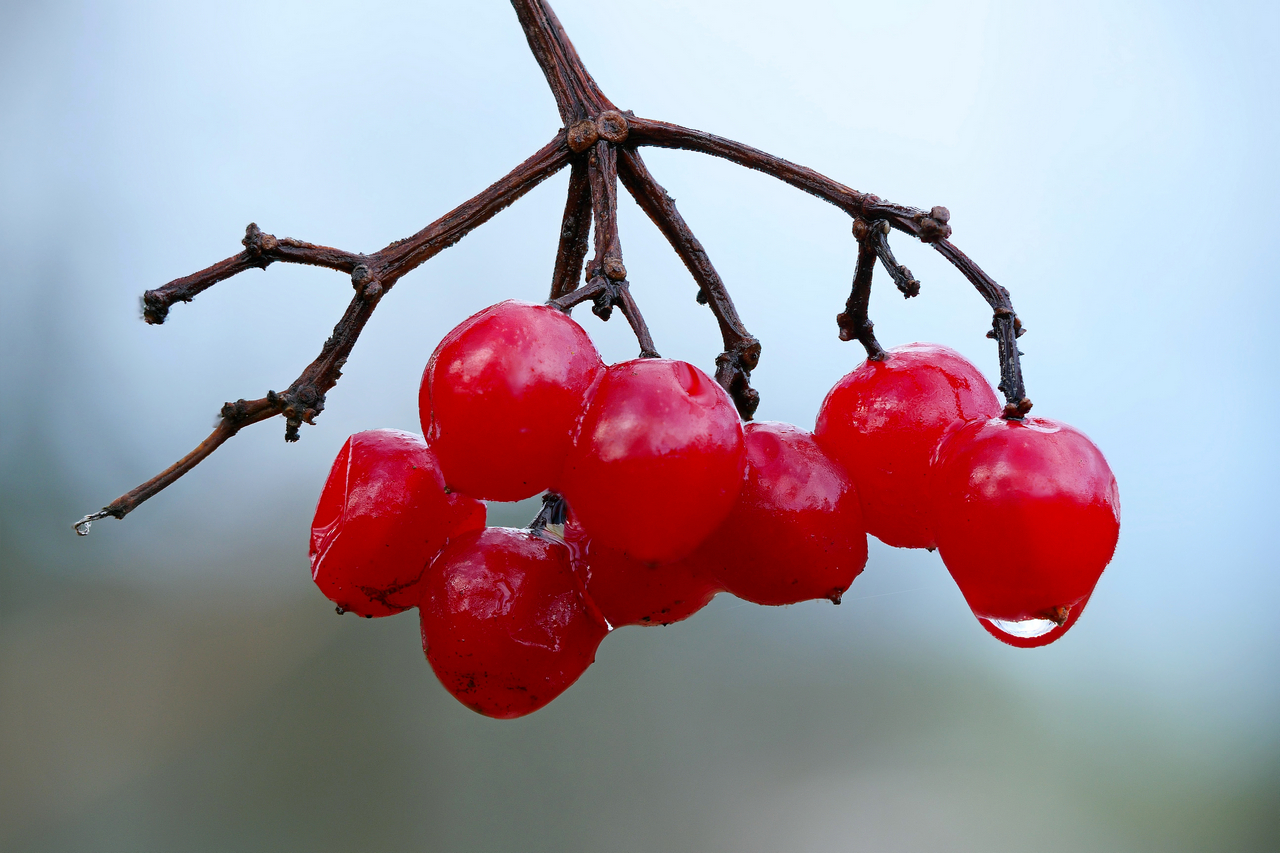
[420,527,608,719]
[310,430,486,618]
[559,358,746,565]
[815,343,1000,549]
[420,300,604,502]
[562,508,720,627]
[931,416,1120,632]
[693,421,868,606]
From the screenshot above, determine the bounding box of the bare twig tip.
[73,510,111,537]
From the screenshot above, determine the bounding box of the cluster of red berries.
[309,301,1120,718]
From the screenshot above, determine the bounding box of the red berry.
[815,343,1000,549]
[559,358,746,564]
[310,430,486,618]
[931,416,1120,637]
[694,421,868,606]
[562,509,720,627]
[420,527,608,718]
[420,300,604,502]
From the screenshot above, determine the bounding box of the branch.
[585,140,626,283]
[509,0,612,122]
[74,397,278,535]
[627,116,954,243]
[142,225,365,325]
[549,160,592,301]
[629,116,1027,417]
[616,147,760,419]
[548,275,607,311]
[611,280,660,358]
[836,219,886,360]
[869,219,921,298]
[375,135,571,280]
[78,137,573,532]
[933,239,1031,417]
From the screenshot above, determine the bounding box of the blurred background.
[2,0,1277,850]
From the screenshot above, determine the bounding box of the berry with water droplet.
[420,300,604,502]
[561,508,720,627]
[693,421,868,606]
[931,416,1120,640]
[560,358,746,564]
[978,592,1094,648]
[310,430,486,618]
[420,527,608,718]
[815,343,1000,549]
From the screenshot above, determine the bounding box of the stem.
[549,160,592,302]
[616,148,760,419]
[76,396,278,531]
[869,220,920,298]
[629,115,1024,415]
[142,226,365,325]
[529,491,569,530]
[837,219,886,360]
[548,276,608,312]
[376,135,570,280]
[627,116,953,242]
[509,0,611,122]
[585,141,625,283]
[933,239,1031,417]
[613,282,660,359]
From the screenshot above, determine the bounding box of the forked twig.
[79,0,1029,533]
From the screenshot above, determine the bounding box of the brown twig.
[510,0,612,122]
[612,281,660,359]
[77,135,571,531]
[549,160,592,302]
[626,116,954,243]
[548,276,608,312]
[933,239,1031,416]
[142,226,366,325]
[869,219,921,298]
[836,219,886,361]
[585,140,626,284]
[616,147,760,419]
[626,116,1025,414]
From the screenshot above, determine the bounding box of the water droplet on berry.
[986,616,1058,639]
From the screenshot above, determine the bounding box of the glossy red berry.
[562,509,720,627]
[560,358,746,564]
[931,416,1120,638]
[815,343,1000,549]
[693,421,868,606]
[420,300,604,502]
[310,430,486,618]
[420,527,608,718]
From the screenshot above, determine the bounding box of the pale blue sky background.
[2,1,1277,850]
